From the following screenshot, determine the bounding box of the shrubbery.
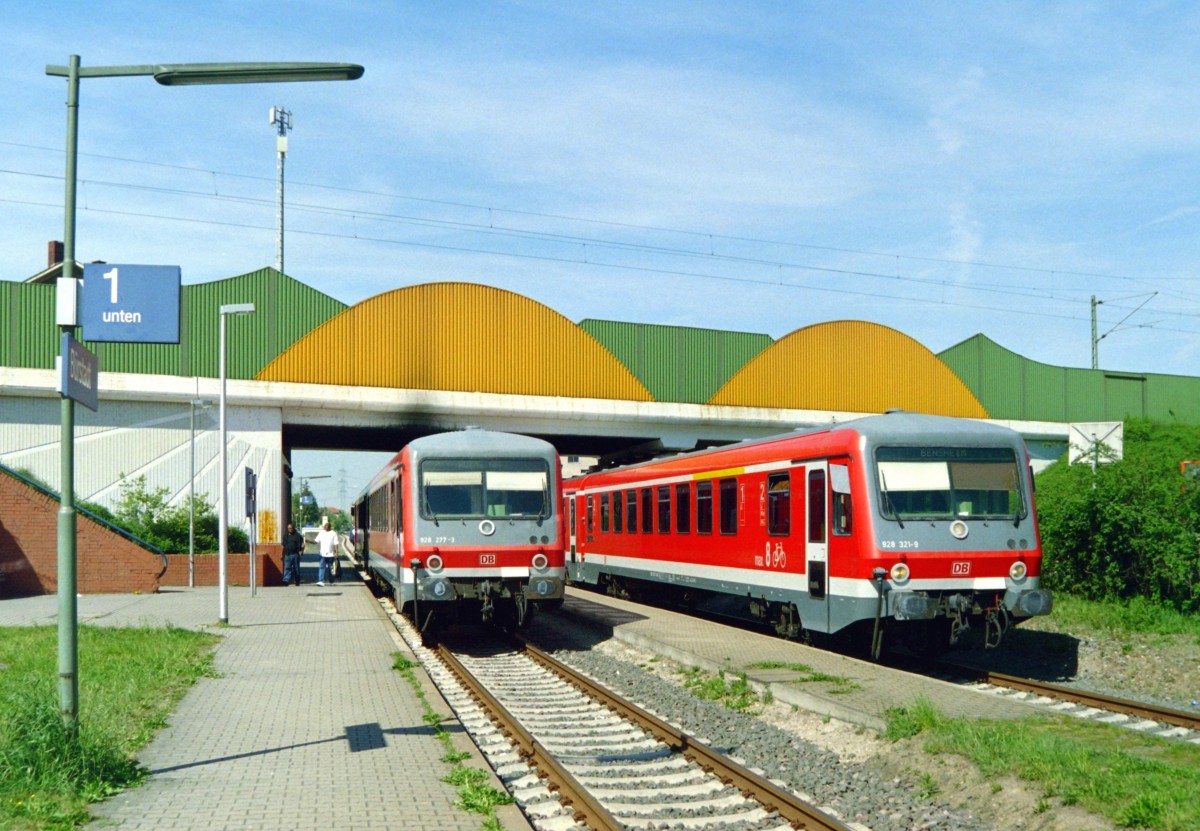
[1034,419,1200,613]
[90,476,248,554]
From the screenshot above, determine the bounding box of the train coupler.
[949,609,970,646]
[984,602,1010,649]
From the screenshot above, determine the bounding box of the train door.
[806,463,829,621]
[568,495,578,563]
[391,478,405,587]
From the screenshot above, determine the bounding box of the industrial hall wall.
[938,335,1200,425]
[255,282,655,401]
[0,269,345,378]
[578,319,772,404]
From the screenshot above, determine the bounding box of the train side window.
[657,485,670,533]
[600,492,610,533]
[719,477,738,534]
[626,490,638,534]
[767,472,789,535]
[675,482,690,533]
[570,496,577,534]
[586,494,594,534]
[396,481,403,531]
[808,469,826,542]
[641,488,653,533]
[831,463,852,536]
[696,481,713,534]
[613,489,624,533]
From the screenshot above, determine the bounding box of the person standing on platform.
[316,521,339,586]
[281,522,304,586]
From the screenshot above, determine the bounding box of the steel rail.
[515,636,851,831]
[432,644,623,831]
[976,670,1200,731]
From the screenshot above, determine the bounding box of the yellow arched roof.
[255,282,652,400]
[707,320,989,417]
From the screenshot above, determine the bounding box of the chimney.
[48,240,64,267]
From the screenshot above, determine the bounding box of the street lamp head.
[153,62,364,86]
[48,61,365,86]
[219,303,255,316]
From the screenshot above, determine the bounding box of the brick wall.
[159,545,283,587]
[0,471,161,596]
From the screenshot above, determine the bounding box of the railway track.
[569,586,1200,746]
[937,663,1200,743]
[388,613,854,831]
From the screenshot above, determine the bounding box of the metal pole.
[189,400,196,588]
[218,313,229,623]
[1091,295,1098,370]
[57,54,81,734]
[276,130,284,273]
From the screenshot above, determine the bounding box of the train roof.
[407,428,558,458]
[354,429,559,503]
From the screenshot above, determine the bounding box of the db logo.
[951,561,971,575]
[479,553,497,565]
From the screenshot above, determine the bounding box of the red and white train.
[352,428,566,635]
[563,411,1052,655]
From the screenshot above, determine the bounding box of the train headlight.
[426,554,444,573]
[949,520,969,540]
[1009,561,1028,581]
[531,552,549,571]
[890,562,910,583]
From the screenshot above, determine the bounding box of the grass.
[392,654,513,830]
[1045,594,1200,641]
[0,625,220,831]
[676,666,761,712]
[884,697,1200,831]
[746,660,862,695]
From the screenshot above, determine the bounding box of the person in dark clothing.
[281,523,305,586]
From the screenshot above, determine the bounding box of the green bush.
[106,476,248,554]
[1035,419,1200,613]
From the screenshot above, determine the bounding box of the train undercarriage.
[592,571,1044,659]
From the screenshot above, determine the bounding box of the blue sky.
[5,2,1200,501]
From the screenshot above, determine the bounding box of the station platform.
[543,587,1036,731]
[0,560,532,831]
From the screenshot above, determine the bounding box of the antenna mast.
[269,106,293,275]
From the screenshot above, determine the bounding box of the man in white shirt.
[315,521,340,586]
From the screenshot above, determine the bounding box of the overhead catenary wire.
[1,142,1198,338]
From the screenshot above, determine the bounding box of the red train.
[352,428,566,636]
[563,411,1052,656]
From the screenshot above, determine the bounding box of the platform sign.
[56,333,99,411]
[245,468,258,519]
[81,264,181,343]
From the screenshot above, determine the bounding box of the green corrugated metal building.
[578,319,773,404]
[937,334,1200,424]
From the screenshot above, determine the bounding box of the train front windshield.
[420,459,551,520]
[875,446,1025,521]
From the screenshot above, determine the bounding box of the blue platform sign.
[81,264,181,343]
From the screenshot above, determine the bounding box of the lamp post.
[47,56,362,731]
[188,398,214,588]
[218,304,255,624]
